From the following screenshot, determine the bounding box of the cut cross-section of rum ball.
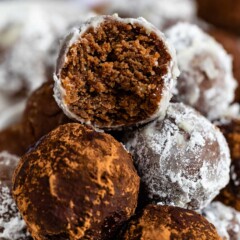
[54,14,179,130]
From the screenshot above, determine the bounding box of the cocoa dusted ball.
[165,23,237,120]
[208,28,240,103]
[196,0,240,35]
[202,201,240,240]
[22,81,71,147]
[125,103,231,210]
[0,124,26,156]
[215,118,240,211]
[13,123,140,240]
[0,151,31,240]
[117,204,221,240]
[0,81,71,157]
[54,14,179,130]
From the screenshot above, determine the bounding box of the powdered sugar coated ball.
[0,151,30,240]
[202,201,240,240]
[125,103,231,210]
[165,23,237,120]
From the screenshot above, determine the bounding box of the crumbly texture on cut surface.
[13,123,140,240]
[55,15,178,129]
[117,204,221,240]
[0,151,31,240]
[202,201,240,240]
[215,118,240,211]
[125,102,230,210]
[165,23,237,120]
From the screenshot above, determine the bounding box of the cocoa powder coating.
[13,123,140,240]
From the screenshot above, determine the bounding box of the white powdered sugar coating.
[126,103,230,210]
[0,187,29,240]
[165,23,237,120]
[0,1,95,96]
[102,0,196,30]
[0,151,30,240]
[202,201,240,240]
[54,14,179,130]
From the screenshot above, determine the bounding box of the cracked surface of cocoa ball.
[215,118,240,211]
[117,204,221,240]
[13,123,140,240]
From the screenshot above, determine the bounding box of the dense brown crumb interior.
[60,18,171,128]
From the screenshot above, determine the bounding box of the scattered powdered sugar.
[102,0,196,30]
[165,23,237,120]
[125,103,230,210]
[0,151,30,239]
[202,201,240,240]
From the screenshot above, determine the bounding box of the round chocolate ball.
[215,118,240,211]
[118,204,221,240]
[196,0,240,35]
[0,124,27,157]
[13,123,140,240]
[54,14,179,130]
[22,81,71,148]
[202,201,240,240]
[125,102,231,210]
[0,151,31,240]
[165,23,237,120]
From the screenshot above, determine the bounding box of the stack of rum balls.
[1,12,240,240]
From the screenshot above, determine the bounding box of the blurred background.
[0,0,239,130]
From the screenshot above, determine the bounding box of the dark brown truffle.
[0,124,27,156]
[54,14,179,129]
[117,204,221,240]
[13,123,140,240]
[22,81,71,147]
[197,0,240,35]
[0,151,32,240]
[208,28,240,103]
[215,118,240,211]
[0,81,71,157]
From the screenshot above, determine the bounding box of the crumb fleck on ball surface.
[54,14,179,129]
[117,204,221,240]
[13,123,140,240]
